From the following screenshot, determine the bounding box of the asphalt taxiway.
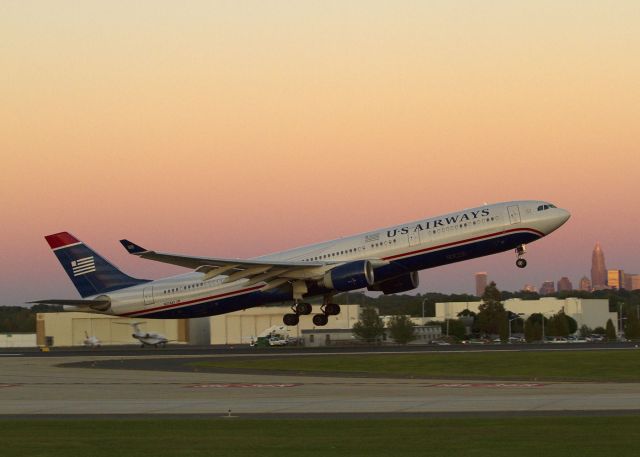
[2,346,640,418]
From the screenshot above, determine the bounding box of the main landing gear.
[515,244,527,268]
[283,301,312,326]
[282,299,341,327]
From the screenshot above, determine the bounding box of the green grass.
[3,417,640,457]
[191,350,640,381]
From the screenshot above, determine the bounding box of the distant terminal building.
[579,276,592,292]
[522,284,536,293]
[432,298,617,334]
[591,242,607,290]
[539,281,556,296]
[607,269,624,290]
[475,272,488,297]
[557,277,573,292]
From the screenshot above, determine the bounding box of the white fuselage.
[72,200,569,319]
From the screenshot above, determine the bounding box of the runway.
[2,348,640,418]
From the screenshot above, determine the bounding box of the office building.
[557,277,573,292]
[627,274,640,291]
[591,242,607,290]
[579,276,592,292]
[475,272,488,297]
[539,281,556,296]
[607,269,624,290]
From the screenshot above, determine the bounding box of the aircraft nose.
[558,208,571,225]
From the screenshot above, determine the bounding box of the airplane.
[29,200,569,327]
[83,331,101,348]
[116,322,169,348]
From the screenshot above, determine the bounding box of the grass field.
[4,417,640,457]
[191,349,640,381]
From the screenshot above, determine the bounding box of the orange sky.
[1,1,639,303]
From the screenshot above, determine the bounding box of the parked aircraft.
[30,200,569,326]
[117,322,169,348]
[83,331,101,348]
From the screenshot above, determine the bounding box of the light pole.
[508,313,524,341]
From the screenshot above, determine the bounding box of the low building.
[302,328,357,347]
[0,333,37,348]
[36,305,360,347]
[433,298,618,333]
[36,312,187,347]
[210,304,361,345]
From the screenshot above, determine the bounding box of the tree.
[444,319,467,341]
[524,319,542,342]
[605,319,617,341]
[524,313,547,342]
[387,315,416,345]
[593,326,606,335]
[624,306,640,340]
[579,325,592,338]
[476,282,507,336]
[352,307,385,343]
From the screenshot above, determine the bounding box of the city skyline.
[2,2,639,304]
[474,241,639,295]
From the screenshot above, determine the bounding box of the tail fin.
[45,232,149,298]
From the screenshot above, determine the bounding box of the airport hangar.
[33,297,615,347]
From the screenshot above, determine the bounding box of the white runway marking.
[187,383,301,389]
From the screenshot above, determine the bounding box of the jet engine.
[367,271,419,295]
[320,260,375,291]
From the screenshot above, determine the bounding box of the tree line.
[350,282,640,344]
[0,305,62,333]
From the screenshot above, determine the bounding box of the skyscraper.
[557,277,573,292]
[475,272,488,297]
[607,269,624,289]
[539,281,556,296]
[579,276,592,292]
[591,242,607,290]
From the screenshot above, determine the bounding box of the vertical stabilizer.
[45,232,149,297]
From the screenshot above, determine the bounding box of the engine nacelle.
[90,295,111,312]
[367,271,419,294]
[321,260,375,291]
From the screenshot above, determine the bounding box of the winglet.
[119,239,148,255]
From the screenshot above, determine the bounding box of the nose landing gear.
[515,244,527,268]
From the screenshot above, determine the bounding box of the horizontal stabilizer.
[119,239,148,254]
[28,298,111,312]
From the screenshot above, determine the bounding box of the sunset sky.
[1,1,639,305]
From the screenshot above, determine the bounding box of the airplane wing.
[119,239,334,283]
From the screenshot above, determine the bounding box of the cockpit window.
[537,204,555,211]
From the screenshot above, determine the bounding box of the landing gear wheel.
[516,258,527,269]
[312,314,328,326]
[323,303,341,316]
[283,313,300,326]
[295,302,312,315]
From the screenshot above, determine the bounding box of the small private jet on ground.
[116,322,169,348]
